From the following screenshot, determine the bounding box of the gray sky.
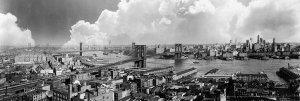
[0,0,119,45]
[0,0,300,46]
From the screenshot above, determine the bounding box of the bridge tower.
[174,44,182,59]
[80,42,83,56]
[134,45,146,68]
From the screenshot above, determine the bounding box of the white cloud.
[64,0,300,46]
[188,0,216,14]
[64,20,108,46]
[235,0,300,41]
[0,13,35,47]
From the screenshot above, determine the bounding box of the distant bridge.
[0,44,147,99]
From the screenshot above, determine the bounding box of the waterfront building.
[276,67,300,82]
[173,68,197,80]
[141,66,173,76]
[235,73,268,82]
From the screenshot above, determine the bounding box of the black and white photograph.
[1,0,300,100]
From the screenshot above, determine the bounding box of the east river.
[118,57,298,83]
[145,58,300,83]
[84,52,300,83]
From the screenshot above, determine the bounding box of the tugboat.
[225,57,233,61]
[283,56,290,60]
[193,59,200,64]
[204,56,216,60]
[271,55,280,59]
[261,56,269,60]
[103,52,108,55]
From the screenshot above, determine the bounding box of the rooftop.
[141,66,173,74]
[176,68,197,76]
[236,73,268,78]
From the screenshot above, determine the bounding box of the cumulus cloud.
[64,0,300,46]
[0,13,35,47]
[64,20,108,46]
[235,0,300,42]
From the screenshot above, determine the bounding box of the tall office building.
[272,37,276,52]
[246,40,249,46]
[257,35,260,44]
[80,42,83,56]
[250,38,253,50]
[132,42,135,50]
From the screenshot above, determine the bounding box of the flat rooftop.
[176,68,197,76]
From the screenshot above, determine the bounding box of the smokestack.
[80,42,83,56]
[68,84,72,101]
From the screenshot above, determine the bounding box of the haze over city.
[0,0,300,47]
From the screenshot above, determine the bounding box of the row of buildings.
[193,35,300,60]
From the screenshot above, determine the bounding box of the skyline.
[1,0,300,47]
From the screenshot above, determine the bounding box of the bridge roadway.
[0,57,138,98]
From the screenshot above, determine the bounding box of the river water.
[145,58,300,83]
[83,51,299,83]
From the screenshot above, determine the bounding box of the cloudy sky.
[0,0,300,47]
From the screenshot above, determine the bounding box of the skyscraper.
[250,37,253,50]
[257,35,260,44]
[132,42,135,50]
[272,37,276,52]
[80,42,83,56]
